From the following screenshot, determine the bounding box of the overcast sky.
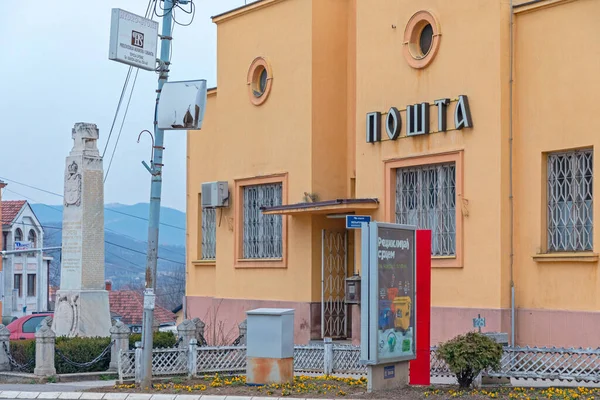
[0,0,250,212]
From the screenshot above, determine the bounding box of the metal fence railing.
[119,342,600,384]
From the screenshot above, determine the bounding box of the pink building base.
[186,296,600,348]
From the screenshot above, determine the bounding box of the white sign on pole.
[157,80,208,130]
[108,8,159,71]
[14,241,31,251]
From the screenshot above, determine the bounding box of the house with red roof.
[1,198,52,322]
[106,281,176,333]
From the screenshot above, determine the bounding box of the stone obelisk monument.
[52,123,111,337]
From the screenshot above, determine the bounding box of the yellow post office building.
[186,0,600,347]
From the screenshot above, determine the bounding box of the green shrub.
[54,336,111,374]
[437,331,503,388]
[129,331,177,349]
[9,340,36,373]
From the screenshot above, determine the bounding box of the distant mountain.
[31,203,186,309]
[31,203,185,246]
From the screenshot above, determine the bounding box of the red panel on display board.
[410,229,432,385]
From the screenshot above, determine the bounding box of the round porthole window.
[403,11,441,69]
[247,57,272,106]
[419,23,433,56]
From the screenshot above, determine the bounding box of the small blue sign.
[346,215,371,229]
[384,365,395,379]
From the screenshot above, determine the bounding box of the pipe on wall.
[509,0,516,346]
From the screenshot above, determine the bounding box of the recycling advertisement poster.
[376,225,416,363]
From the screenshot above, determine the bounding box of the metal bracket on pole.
[141,161,154,175]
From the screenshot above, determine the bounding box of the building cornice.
[212,0,287,24]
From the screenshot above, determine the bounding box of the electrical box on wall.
[202,181,229,208]
[345,275,361,305]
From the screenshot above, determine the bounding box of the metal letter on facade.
[434,98,450,132]
[454,95,473,130]
[385,107,401,140]
[366,112,381,143]
[407,103,430,136]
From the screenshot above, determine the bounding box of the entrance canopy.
[261,198,379,216]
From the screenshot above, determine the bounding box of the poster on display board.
[361,222,416,365]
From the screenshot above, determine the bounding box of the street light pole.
[140,0,175,389]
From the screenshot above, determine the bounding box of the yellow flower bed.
[114,374,367,397]
[425,386,600,399]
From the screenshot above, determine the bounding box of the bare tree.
[155,266,185,312]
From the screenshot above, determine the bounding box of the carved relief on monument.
[64,161,82,207]
[53,293,80,337]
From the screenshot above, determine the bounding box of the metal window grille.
[201,207,216,260]
[243,183,283,259]
[395,163,456,256]
[547,149,593,252]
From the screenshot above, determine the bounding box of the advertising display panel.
[361,222,417,365]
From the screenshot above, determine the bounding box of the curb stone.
[0,394,358,400]
[58,393,82,400]
[37,394,61,399]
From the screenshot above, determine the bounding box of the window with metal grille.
[395,163,456,256]
[547,149,593,252]
[243,183,283,259]
[201,207,216,260]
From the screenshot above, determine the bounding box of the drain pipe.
[509,0,516,347]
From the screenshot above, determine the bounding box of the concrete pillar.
[134,341,142,384]
[177,320,197,350]
[109,321,131,371]
[0,325,11,371]
[324,337,333,375]
[34,319,56,377]
[238,319,247,345]
[191,317,206,346]
[187,339,198,378]
[177,320,196,369]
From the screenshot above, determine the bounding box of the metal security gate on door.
[321,230,348,339]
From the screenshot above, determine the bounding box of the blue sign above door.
[346,215,372,229]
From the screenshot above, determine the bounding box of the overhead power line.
[105,240,184,265]
[103,0,157,184]
[0,176,185,231]
[104,68,140,184]
[102,67,132,159]
[2,188,185,265]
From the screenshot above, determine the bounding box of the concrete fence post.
[192,317,206,346]
[177,320,197,371]
[178,320,197,349]
[188,338,198,378]
[109,321,131,372]
[0,325,10,371]
[238,319,247,345]
[34,319,56,377]
[324,337,333,375]
[134,341,143,384]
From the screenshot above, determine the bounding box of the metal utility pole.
[140,0,175,389]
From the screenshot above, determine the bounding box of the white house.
[1,200,51,322]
